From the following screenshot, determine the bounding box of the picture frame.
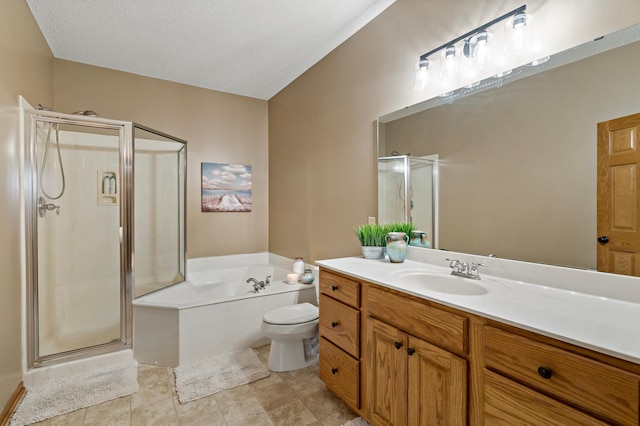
[201,162,252,212]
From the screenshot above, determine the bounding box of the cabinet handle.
[537,366,553,379]
[394,341,403,349]
[331,321,339,328]
[407,347,416,356]
[331,368,338,374]
[331,285,339,291]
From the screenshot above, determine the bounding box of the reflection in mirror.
[378,155,438,248]
[378,23,640,271]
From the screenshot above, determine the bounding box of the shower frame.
[24,108,187,368]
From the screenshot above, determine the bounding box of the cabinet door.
[367,318,408,426]
[407,336,467,425]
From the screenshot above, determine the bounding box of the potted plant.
[354,223,388,259]
[354,222,417,260]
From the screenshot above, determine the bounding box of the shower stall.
[378,155,438,247]
[24,107,186,368]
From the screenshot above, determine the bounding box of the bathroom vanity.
[316,251,640,425]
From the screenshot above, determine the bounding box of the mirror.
[378,23,640,270]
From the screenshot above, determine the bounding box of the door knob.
[331,321,339,328]
[407,347,416,356]
[597,236,609,244]
[394,341,403,349]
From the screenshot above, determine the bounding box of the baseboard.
[0,382,25,426]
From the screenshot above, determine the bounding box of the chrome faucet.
[38,196,60,217]
[247,276,271,292]
[446,258,484,280]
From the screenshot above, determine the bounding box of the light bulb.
[505,13,533,59]
[413,59,430,91]
[473,31,491,70]
[512,13,527,29]
[440,46,458,88]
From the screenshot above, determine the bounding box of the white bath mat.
[174,348,270,403]
[342,417,370,426]
[10,360,138,426]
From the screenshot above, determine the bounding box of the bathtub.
[133,252,317,367]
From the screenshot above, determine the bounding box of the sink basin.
[392,270,507,296]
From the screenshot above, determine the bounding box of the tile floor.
[30,345,359,426]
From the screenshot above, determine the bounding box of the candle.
[287,273,299,284]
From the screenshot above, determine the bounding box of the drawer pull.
[537,366,553,379]
[331,321,339,328]
[331,285,339,291]
[394,341,403,350]
[407,347,416,356]
[331,367,338,374]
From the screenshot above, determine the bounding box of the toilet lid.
[263,302,319,325]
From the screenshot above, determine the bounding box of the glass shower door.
[133,125,186,298]
[28,116,129,364]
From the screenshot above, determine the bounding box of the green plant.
[354,222,416,247]
[386,222,417,236]
[354,223,387,247]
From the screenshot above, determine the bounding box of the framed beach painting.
[201,162,253,212]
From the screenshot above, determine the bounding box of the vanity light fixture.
[414,5,532,91]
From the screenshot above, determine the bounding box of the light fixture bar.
[419,5,526,62]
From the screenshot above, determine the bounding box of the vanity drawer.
[484,369,608,425]
[484,326,639,425]
[319,337,360,409]
[319,269,360,308]
[319,294,360,358]
[365,285,467,355]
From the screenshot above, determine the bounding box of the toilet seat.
[263,302,319,325]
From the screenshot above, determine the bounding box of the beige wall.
[268,0,640,262]
[1,0,53,409]
[53,60,269,259]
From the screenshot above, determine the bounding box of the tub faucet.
[247,276,272,292]
[446,258,484,280]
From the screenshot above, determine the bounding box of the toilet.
[261,301,319,372]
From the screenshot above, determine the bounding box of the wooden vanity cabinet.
[317,267,640,426]
[318,270,362,412]
[367,317,467,425]
[483,370,609,425]
[365,284,468,426]
[482,325,640,425]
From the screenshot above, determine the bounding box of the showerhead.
[72,110,99,117]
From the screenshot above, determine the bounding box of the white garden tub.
[133,253,317,367]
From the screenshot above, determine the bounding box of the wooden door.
[407,336,467,425]
[597,112,640,275]
[367,318,407,426]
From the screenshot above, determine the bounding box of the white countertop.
[316,254,640,364]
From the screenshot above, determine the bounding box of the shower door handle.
[119,227,123,244]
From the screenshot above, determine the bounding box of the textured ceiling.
[26,0,396,100]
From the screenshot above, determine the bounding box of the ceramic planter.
[361,246,385,260]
